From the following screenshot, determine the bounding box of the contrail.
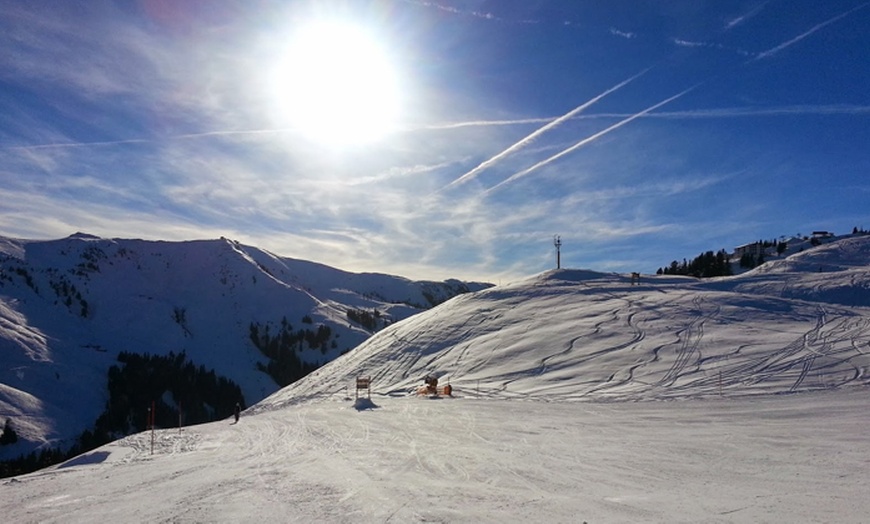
[0,129,296,152]
[642,104,870,119]
[441,67,651,191]
[573,104,870,121]
[409,117,552,131]
[752,2,869,61]
[2,138,151,151]
[485,84,700,195]
[1,120,563,153]
[725,1,770,30]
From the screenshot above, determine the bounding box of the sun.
[271,20,401,147]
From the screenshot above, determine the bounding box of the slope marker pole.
[151,400,155,455]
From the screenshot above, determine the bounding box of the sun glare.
[272,20,401,148]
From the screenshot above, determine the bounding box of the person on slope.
[424,375,438,395]
[234,402,241,424]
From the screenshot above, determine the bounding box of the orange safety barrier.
[415,383,453,396]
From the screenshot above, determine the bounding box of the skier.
[424,375,438,395]
[234,402,241,423]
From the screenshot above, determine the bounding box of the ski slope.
[265,237,870,407]
[2,235,870,521]
[2,391,868,522]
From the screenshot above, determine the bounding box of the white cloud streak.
[725,1,770,30]
[403,0,501,21]
[751,2,870,61]
[597,104,870,120]
[672,38,754,57]
[442,67,651,190]
[0,129,299,152]
[485,84,700,194]
[7,103,865,154]
[411,117,553,131]
[3,138,152,151]
[609,28,636,39]
[410,104,870,132]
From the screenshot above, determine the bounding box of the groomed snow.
[2,390,868,522]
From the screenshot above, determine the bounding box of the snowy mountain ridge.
[0,233,490,459]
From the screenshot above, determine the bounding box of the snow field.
[3,390,869,523]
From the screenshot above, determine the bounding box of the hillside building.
[733,242,765,258]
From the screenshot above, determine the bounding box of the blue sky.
[2,0,868,282]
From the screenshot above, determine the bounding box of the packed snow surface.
[2,392,869,522]
[3,235,870,521]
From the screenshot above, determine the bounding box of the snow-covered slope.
[720,235,870,306]
[261,236,870,409]
[2,235,870,522]
[0,233,489,458]
[3,391,869,523]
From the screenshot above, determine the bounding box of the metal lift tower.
[554,235,562,269]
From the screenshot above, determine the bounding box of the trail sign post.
[355,376,371,400]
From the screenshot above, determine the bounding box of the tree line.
[346,308,390,332]
[0,351,244,478]
[657,249,733,278]
[656,227,870,278]
[249,319,329,387]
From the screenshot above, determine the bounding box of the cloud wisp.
[672,38,755,57]
[441,67,651,191]
[751,2,870,61]
[11,101,866,154]
[3,138,152,152]
[583,104,870,121]
[0,128,305,152]
[403,0,501,22]
[609,28,637,39]
[725,1,770,30]
[411,117,553,131]
[644,104,870,119]
[484,84,700,194]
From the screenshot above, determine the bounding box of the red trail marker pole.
[150,400,155,455]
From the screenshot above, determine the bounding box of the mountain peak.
[0,233,490,461]
[66,232,103,241]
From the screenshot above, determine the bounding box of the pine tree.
[0,419,18,445]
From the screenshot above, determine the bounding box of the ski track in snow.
[3,391,870,522]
